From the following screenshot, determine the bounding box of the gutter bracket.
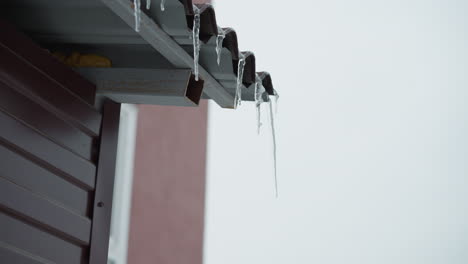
[76,68,204,107]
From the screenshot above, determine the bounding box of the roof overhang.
[0,0,276,108]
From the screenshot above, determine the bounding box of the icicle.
[215,26,226,65]
[255,74,279,196]
[273,89,279,114]
[267,98,278,197]
[146,0,151,9]
[255,74,266,134]
[160,0,165,11]
[192,5,201,81]
[235,52,251,108]
[134,0,141,32]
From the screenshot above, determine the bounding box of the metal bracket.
[76,68,204,107]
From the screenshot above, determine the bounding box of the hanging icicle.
[215,26,226,65]
[146,0,151,9]
[255,74,280,197]
[273,89,279,114]
[235,52,252,108]
[192,5,201,81]
[134,0,142,32]
[267,98,278,197]
[255,74,266,134]
[160,0,165,11]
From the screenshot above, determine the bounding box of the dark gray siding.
[0,20,120,264]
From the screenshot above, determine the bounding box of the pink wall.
[127,102,208,264]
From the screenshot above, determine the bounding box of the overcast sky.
[205,1,468,264]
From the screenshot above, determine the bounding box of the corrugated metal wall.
[0,21,120,264]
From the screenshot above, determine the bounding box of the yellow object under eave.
[53,51,112,68]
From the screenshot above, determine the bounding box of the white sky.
[205,1,468,263]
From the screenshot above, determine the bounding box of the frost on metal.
[160,0,165,11]
[215,26,226,65]
[235,52,252,108]
[192,5,201,81]
[134,0,141,32]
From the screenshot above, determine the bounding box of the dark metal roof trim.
[222,28,240,60]
[177,0,194,15]
[186,4,218,43]
[243,72,274,101]
[145,0,273,95]
[177,2,270,94]
[150,0,273,97]
[258,72,274,95]
[241,52,256,86]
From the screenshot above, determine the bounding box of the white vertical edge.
[108,104,139,264]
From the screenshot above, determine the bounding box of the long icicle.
[268,98,278,197]
[216,26,226,65]
[146,0,151,9]
[160,0,165,11]
[192,5,201,81]
[134,0,141,32]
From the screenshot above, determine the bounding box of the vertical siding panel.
[89,101,121,264]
